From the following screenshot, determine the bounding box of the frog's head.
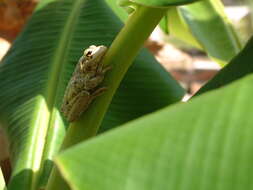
[83,45,107,63]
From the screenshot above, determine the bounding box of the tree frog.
[61,45,111,122]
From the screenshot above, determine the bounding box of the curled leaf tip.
[117,0,138,14]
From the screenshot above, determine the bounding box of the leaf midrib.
[31,0,84,187]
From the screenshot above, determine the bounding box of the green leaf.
[166,7,202,48]
[0,0,117,189]
[0,169,6,190]
[106,0,198,22]
[159,15,170,34]
[195,35,253,95]
[130,0,198,7]
[107,0,241,65]
[0,0,183,189]
[56,73,253,190]
[168,0,241,64]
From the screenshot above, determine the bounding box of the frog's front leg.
[97,64,112,75]
[63,90,91,122]
[84,66,112,89]
[84,75,104,89]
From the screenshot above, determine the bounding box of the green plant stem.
[46,5,167,190]
[63,5,167,148]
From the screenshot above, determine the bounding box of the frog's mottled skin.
[61,45,111,122]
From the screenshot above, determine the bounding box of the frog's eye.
[85,50,93,58]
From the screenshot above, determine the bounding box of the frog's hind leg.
[65,88,107,122]
[66,91,91,122]
[88,87,108,105]
[91,87,107,98]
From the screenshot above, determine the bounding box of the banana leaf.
[0,0,184,189]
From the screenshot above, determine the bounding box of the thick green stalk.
[62,5,167,148]
[46,5,167,190]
